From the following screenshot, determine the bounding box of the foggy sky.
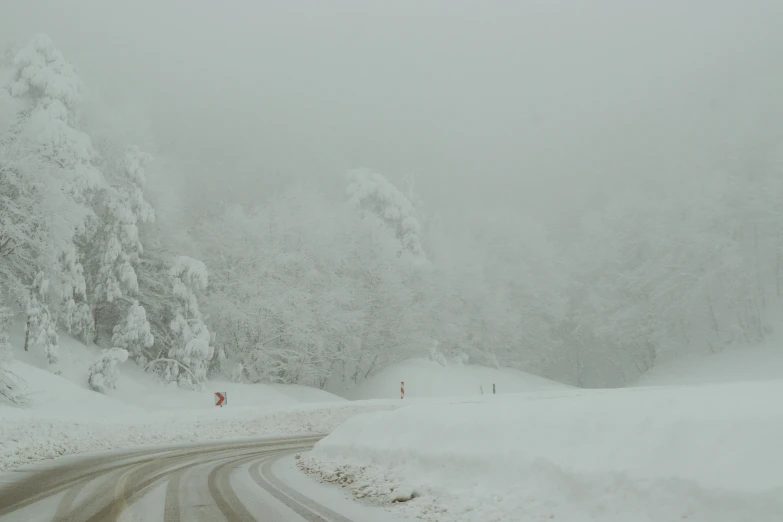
[2,0,783,221]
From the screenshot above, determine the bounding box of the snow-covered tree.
[347,169,428,264]
[198,194,349,387]
[0,293,24,405]
[161,256,212,388]
[77,146,155,342]
[23,271,59,362]
[0,159,50,306]
[112,300,154,365]
[133,240,177,366]
[3,34,102,360]
[8,34,102,196]
[58,244,92,339]
[4,34,100,255]
[194,184,427,389]
[87,347,128,393]
[230,362,244,383]
[427,339,447,367]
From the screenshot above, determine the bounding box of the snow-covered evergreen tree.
[112,300,154,365]
[164,256,212,387]
[59,244,92,339]
[78,146,155,342]
[24,272,59,362]
[3,34,102,357]
[133,239,176,368]
[8,34,103,195]
[87,347,128,393]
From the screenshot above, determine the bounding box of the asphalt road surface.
[0,435,355,522]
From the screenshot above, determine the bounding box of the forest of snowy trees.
[2,34,783,397]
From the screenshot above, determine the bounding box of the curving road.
[0,435,354,522]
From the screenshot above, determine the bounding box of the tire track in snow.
[0,435,345,521]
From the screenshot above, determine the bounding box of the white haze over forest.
[2,0,783,397]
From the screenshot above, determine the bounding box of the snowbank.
[301,381,783,522]
[340,357,566,400]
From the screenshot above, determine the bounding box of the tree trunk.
[92,308,99,345]
[23,315,30,351]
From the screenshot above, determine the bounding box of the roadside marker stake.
[401,381,404,399]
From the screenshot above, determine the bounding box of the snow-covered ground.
[1,326,559,475]
[338,357,567,400]
[0,329,390,472]
[6,320,346,416]
[14,319,783,521]
[301,350,783,521]
[635,341,783,386]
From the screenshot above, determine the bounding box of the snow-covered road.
[0,435,402,522]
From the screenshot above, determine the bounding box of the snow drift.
[302,381,783,521]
